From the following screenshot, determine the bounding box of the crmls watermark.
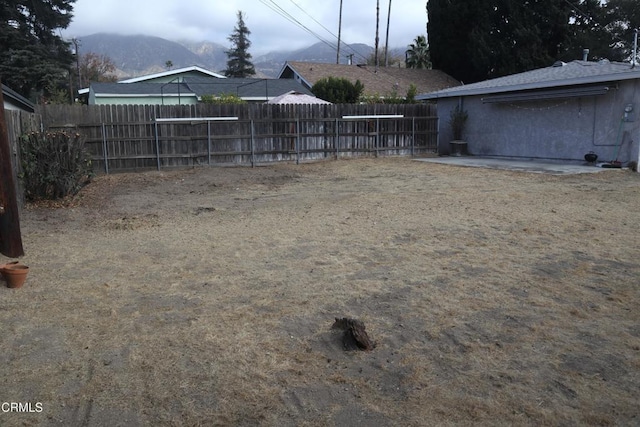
[1,402,43,413]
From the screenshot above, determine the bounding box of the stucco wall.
[437,79,640,164]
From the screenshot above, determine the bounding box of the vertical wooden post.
[0,82,25,258]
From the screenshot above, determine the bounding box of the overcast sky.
[62,0,428,55]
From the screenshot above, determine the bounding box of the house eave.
[2,84,35,112]
[417,71,640,101]
[119,66,226,83]
[95,93,196,98]
[481,85,612,103]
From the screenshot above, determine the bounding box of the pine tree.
[224,11,256,78]
[426,0,621,84]
[0,0,76,99]
[601,0,640,62]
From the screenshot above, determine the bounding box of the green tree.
[602,0,640,62]
[0,0,76,100]
[405,35,431,69]
[426,0,621,84]
[311,77,364,104]
[224,11,255,78]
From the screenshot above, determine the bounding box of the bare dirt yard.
[1,157,639,426]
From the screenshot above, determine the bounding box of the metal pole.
[296,119,300,165]
[207,120,211,165]
[102,123,109,174]
[154,121,161,171]
[411,117,415,157]
[335,118,339,159]
[250,120,255,168]
[436,116,440,154]
[376,118,380,157]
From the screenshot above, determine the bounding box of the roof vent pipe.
[583,48,589,61]
[632,29,638,68]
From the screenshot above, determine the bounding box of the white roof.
[266,90,331,104]
[119,66,226,83]
[78,66,226,94]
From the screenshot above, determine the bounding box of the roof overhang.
[2,84,35,112]
[418,71,640,101]
[481,85,611,103]
[119,66,226,83]
[95,93,196,98]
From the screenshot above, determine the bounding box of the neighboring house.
[82,65,315,105]
[418,59,640,165]
[87,82,197,105]
[278,61,461,99]
[79,65,227,103]
[86,76,314,105]
[2,84,35,113]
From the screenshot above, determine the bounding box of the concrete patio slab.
[414,156,613,175]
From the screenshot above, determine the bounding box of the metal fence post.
[411,117,415,157]
[250,119,255,168]
[375,118,380,158]
[101,123,109,174]
[154,121,161,171]
[335,118,339,160]
[296,119,300,165]
[207,120,211,165]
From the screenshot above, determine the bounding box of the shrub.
[359,84,418,104]
[449,105,468,140]
[200,94,246,104]
[20,131,93,201]
[311,77,364,103]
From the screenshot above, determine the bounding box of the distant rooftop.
[119,66,226,83]
[279,61,461,97]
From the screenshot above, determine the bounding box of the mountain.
[177,40,228,70]
[79,33,226,77]
[77,34,399,79]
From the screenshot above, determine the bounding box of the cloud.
[64,0,427,55]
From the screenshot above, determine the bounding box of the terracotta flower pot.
[1,264,29,288]
[0,261,20,270]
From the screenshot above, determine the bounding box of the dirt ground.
[1,157,639,426]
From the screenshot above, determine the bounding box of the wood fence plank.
[35,103,438,172]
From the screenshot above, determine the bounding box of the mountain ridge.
[78,33,405,79]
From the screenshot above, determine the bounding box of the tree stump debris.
[331,317,375,351]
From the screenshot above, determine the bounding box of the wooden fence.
[3,110,42,208]
[38,103,438,173]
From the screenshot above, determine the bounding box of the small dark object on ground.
[584,152,598,163]
[332,317,375,351]
[601,161,622,169]
[628,161,638,172]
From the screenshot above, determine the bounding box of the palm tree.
[405,35,431,69]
